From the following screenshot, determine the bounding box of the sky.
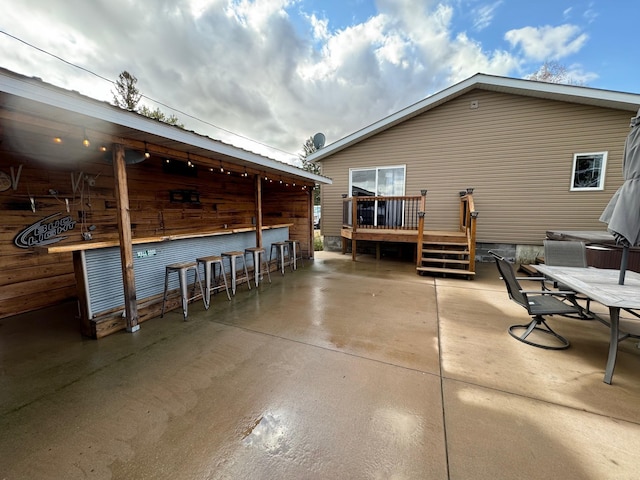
[0,0,638,164]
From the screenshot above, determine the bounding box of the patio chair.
[542,240,592,318]
[490,251,582,350]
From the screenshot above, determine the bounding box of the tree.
[299,136,321,205]
[112,71,141,111]
[138,105,184,128]
[526,61,584,85]
[112,70,183,127]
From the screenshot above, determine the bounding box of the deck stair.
[417,231,475,278]
[415,189,478,279]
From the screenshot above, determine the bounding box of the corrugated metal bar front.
[84,227,289,317]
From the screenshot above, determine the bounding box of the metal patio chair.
[542,240,592,318]
[490,251,582,350]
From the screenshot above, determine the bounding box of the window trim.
[569,151,607,191]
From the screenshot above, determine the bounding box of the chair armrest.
[519,290,575,297]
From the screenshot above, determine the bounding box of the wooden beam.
[112,143,139,332]
[255,174,263,247]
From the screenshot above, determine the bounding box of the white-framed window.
[349,166,406,227]
[570,151,607,191]
[349,165,406,197]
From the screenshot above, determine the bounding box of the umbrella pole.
[618,246,629,285]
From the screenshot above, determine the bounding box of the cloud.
[504,24,588,61]
[0,0,592,163]
[472,1,502,31]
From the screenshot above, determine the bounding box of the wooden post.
[417,191,427,267]
[112,143,139,332]
[469,211,478,274]
[254,174,263,247]
[351,196,358,261]
[307,187,314,260]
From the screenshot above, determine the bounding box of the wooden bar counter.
[38,224,292,338]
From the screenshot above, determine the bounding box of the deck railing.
[342,194,424,231]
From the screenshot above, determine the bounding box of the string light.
[144,142,150,158]
[82,130,90,148]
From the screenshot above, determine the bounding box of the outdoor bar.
[0,68,331,338]
[38,224,292,337]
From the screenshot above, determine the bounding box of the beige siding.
[320,89,631,245]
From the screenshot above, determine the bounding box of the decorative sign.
[136,249,157,259]
[14,213,77,249]
[0,171,11,192]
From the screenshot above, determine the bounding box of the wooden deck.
[341,190,478,278]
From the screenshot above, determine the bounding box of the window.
[350,166,406,197]
[349,166,406,227]
[570,152,607,191]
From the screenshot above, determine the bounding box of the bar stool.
[244,247,272,287]
[196,255,231,307]
[269,241,290,275]
[221,251,251,295]
[161,261,205,320]
[285,239,304,270]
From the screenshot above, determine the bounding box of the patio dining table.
[535,265,640,384]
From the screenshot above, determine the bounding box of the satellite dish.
[312,132,326,150]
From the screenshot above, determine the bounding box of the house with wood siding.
[0,67,331,336]
[309,74,640,269]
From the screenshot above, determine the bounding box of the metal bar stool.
[161,261,205,320]
[285,239,304,270]
[196,255,231,307]
[221,251,251,295]
[245,247,272,287]
[269,241,290,275]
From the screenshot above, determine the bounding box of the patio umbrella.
[599,108,640,284]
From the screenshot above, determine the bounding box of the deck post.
[417,190,427,267]
[469,211,479,273]
[351,196,358,260]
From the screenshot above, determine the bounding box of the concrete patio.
[1,251,640,479]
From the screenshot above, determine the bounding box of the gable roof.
[308,73,640,162]
[0,67,331,185]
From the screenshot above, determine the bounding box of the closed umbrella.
[600,108,640,284]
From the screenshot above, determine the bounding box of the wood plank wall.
[0,138,311,320]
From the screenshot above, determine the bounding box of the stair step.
[417,266,476,276]
[421,258,470,265]
[422,248,469,255]
[422,241,468,247]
